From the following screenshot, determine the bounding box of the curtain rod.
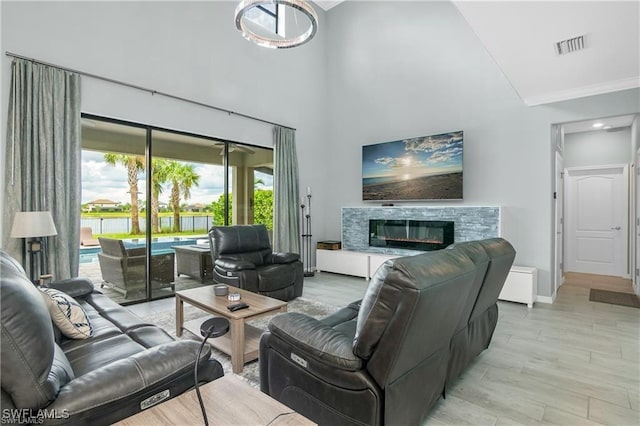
[5,51,296,131]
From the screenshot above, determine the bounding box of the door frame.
[635,149,640,294]
[554,151,564,297]
[564,163,630,278]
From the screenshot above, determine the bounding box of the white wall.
[1,0,329,240]
[323,1,640,297]
[564,129,632,168]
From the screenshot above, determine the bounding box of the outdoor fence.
[81,216,215,235]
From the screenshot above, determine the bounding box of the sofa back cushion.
[209,225,272,266]
[446,240,490,332]
[0,250,74,408]
[470,238,516,322]
[353,261,393,358]
[353,249,476,383]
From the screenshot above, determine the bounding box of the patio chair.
[80,227,100,246]
[97,237,175,298]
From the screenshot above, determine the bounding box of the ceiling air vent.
[555,35,585,55]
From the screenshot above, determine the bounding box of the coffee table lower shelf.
[182,317,262,364]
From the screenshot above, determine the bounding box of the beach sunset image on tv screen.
[362,131,463,201]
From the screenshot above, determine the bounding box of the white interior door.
[566,165,629,277]
[554,151,564,293]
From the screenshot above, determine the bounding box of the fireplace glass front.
[369,219,454,251]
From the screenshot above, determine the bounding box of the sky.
[81,150,272,205]
[362,131,463,182]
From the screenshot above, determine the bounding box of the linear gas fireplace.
[369,219,454,251]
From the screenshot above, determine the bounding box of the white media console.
[316,249,538,308]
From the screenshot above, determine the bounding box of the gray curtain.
[273,126,301,254]
[3,58,82,279]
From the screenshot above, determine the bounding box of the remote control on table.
[227,302,249,312]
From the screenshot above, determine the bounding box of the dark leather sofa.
[445,238,516,391]
[0,250,223,425]
[208,224,303,301]
[259,238,515,426]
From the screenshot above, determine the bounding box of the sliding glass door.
[80,118,149,304]
[80,115,273,305]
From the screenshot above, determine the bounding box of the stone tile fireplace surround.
[342,206,501,255]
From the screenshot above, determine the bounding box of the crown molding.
[524,76,640,106]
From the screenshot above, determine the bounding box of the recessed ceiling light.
[603,126,612,130]
[592,123,604,128]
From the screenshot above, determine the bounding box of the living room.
[1,1,639,425]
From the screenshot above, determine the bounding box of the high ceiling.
[314,1,640,107]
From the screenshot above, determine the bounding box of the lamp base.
[200,317,230,339]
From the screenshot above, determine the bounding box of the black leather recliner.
[208,224,303,301]
[445,238,516,389]
[259,238,515,426]
[0,250,223,425]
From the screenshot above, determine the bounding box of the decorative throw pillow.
[40,288,93,339]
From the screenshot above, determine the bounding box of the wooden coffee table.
[115,375,315,425]
[176,286,287,373]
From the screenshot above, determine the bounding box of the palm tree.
[104,153,145,234]
[151,159,170,233]
[167,162,200,232]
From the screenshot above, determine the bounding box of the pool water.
[79,237,202,264]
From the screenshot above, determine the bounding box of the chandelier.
[234,0,319,49]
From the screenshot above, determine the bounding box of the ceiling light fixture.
[235,0,318,49]
[592,122,604,128]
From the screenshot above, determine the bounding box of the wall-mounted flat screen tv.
[362,131,463,201]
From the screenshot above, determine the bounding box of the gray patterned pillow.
[40,288,93,339]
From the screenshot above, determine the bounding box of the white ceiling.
[561,114,636,134]
[313,1,640,107]
[313,0,344,11]
[452,1,640,106]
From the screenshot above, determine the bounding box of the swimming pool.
[79,236,204,263]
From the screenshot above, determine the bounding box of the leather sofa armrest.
[321,300,361,327]
[44,278,94,299]
[48,340,213,418]
[271,252,300,264]
[269,313,362,371]
[214,258,256,271]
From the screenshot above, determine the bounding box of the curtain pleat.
[272,126,301,254]
[3,59,81,279]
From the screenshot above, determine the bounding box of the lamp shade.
[10,211,58,238]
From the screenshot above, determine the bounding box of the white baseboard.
[536,294,555,304]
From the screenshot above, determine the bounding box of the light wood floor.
[564,271,635,294]
[126,271,639,425]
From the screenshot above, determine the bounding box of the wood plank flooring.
[126,270,639,426]
[426,275,639,426]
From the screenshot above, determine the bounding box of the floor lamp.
[300,187,314,277]
[10,211,58,283]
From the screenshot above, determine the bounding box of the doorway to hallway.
[565,164,629,277]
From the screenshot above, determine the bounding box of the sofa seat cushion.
[40,288,93,339]
[64,334,146,377]
[333,319,357,339]
[258,264,296,292]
